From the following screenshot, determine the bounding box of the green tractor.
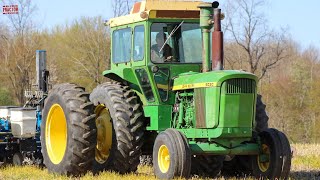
[41,1,291,179]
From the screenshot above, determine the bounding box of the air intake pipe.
[198,1,223,72]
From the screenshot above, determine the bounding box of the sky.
[1,0,319,50]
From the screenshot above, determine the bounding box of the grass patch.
[291,144,320,170]
[0,144,319,179]
[292,155,320,170]
[289,144,320,179]
[0,166,156,180]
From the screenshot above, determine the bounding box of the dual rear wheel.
[41,82,144,175]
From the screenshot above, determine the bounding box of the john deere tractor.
[41,1,291,179]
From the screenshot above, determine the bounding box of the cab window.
[133,25,145,61]
[150,22,202,63]
[112,28,132,63]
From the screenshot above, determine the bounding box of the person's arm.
[163,44,173,62]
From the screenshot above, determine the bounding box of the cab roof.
[107,0,206,28]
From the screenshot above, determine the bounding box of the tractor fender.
[103,68,147,105]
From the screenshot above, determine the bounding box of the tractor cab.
[105,1,207,105]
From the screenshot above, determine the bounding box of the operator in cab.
[151,32,173,63]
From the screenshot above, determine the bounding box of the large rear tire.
[255,94,269,132]
[41,83,96,176]
[90,82,144,174]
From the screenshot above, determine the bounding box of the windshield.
[150,22,202,63]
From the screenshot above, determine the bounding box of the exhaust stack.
[212,8,224,70]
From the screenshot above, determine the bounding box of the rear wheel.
[92,105,113,171]
[255,95,269,132]
[252,128,291,179]
[90,82,144,174]
[41,83,96,176]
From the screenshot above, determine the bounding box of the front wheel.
[153,129,191,179]
[252,128,291,179]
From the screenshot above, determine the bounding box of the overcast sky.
[1,0,319,50]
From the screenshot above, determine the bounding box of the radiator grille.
[223,78,255,94]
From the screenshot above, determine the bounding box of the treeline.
[261,46,320,143]
[0,16,109,104]
[0,0,319,143]
[224,41,320,143]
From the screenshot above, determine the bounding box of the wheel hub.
[45,104,67,164]
[95,105,113,164]
[158,145,170,173]
[257,143,270,172]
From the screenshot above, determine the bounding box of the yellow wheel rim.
[95,105,113,164]
[158,145,170,173]
[45,104,67,164]
[258,144,270,172]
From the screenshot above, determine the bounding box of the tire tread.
[90,82,144,173]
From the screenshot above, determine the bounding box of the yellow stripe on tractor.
[172,82,217,90]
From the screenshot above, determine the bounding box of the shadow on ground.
[290,171,320,180]
[215,171,320,180]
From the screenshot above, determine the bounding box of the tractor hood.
[172,70,257,91]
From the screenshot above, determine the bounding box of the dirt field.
[0,144,319,180]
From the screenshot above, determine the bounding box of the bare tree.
[112,0,137,17]
[2,0,37,36]
[67,17,110,88]
[46,16,110,90]
[224,0,290,80]
[0,0,39,105]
